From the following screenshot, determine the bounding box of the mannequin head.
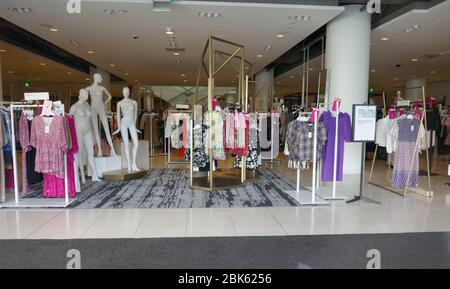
[79,88,89,102]
[123,87,130,98]
[93,73,102,84]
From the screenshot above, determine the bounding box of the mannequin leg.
[91,109,103,157]
[98,111,117,156]
[84,133,100,181]
[121,125,131,172]
[130,125,140,171]
[77,132,86,184]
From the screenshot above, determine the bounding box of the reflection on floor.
[0,151,449,239]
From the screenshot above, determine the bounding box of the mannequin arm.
[103,87,113,107]
[113,103,121,135]
[134,101,142,134]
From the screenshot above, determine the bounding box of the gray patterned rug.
[26,169,300,209]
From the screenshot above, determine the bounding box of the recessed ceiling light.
[181,73,186,77]
[289,75,295,78]
[49,27,58,32]
[7,7,32,13]
[104,9,128,15]
[109,64,115,67]
[7,71,13,74]
[86,78,90,81]
[277,81,281,84]
[135,79,139,82]
[198,12,222,18]
[371,69,376,73]
[411,58,419,62]
[245,66,249,70]
[67,71,72,75]
[173,52,180,56]
[183,79,188,83]
[256,54,263,58]
[439,51,448,56]
[0,49,6,53]
[430,70,436,74]
[87,50,94,54]
[125,72,129,76]
[40,63,46,66]
[381,37,390,41]
[309,68,314,71]
[393,78,398,80]
[405,25,420,33]
[166,27,174,35]
[276,34,285,38]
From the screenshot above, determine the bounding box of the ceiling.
[274,0,450,97]
[0,0,343,86]
[370,0,450,93]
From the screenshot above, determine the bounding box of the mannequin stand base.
[285,190,329,206]
[103,169,148,181]
[346,195,380,204]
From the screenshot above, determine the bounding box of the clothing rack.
[368,87,433,197]
[166,109,192,165]
[0,103,74,208]
[284,110,329,206]
[317,98,347,201]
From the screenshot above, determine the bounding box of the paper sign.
[41,100,53,116]
[24,92,49,101]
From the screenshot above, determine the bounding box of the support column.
[255,68,274,112]
[405,79,426,101]
[90,66,112,110]
[325,5,371,175]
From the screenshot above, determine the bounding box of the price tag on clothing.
[308,132,312,139]
[45,125,50,134]
[411,125,414,132]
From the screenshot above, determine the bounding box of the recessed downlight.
[49,27,58,32]
[125,72,129,76]
[40,62,46,66]
[371,69,376,73]
[411,58,419,62]
[430,70,436,74]
[256,54,263,58]
[87,50,94,54]
[67,71,72,75]
[0,49,6,53]
[86,78,90,81]
[7,71,13,74]
[173,52,180,56]
[289,75,295,78]
[381,37,390,41]
[181,73,187,77]
[276,34,285,38]
[166,27,174,35]
[109,64,116,67]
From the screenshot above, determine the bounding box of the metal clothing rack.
[166,109,192,165]
[368,87,433,197]
[284,109,329,206]
[0,103,74,208]
[190,36,247,190]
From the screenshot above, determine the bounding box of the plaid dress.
[285,120,327,169]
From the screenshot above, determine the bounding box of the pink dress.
[43,116,78,198]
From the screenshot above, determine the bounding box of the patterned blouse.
[285,119,327,169]
[30,116,68,178]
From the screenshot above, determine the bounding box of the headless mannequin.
[113,87,140,172]
[69,89,101,183]
[86,73,117,157]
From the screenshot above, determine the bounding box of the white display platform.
[113,140,150,170]
[93,155,122,178]
[0,198,76,208]
[285,189,329,206]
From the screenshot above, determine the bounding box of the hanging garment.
[224,111,235,149]
[443,116,450,146]
[204,111,225,160]
[192,124,211,171]
[234,114,260,170]
[30,115,68,178]
[389,117,426,188]
[285,119,327,169]
[19,113,43,195]
[320,111,352,182]
[375,116,396,148]
[0,115,6,202]
[1,110,14,189]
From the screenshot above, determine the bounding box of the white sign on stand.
[352,104,377,142]
[24,92,50,101]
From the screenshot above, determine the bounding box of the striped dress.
[391,118,420,188]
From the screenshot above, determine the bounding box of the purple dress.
[320,111,352,182]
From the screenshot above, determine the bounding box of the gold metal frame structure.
[190,36,249,191]
[368,87,433,197]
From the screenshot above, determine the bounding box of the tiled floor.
[0,153,449,240]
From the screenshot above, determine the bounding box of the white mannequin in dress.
[86,73,117,157]
[69,89,101,183]
[113,87,140,172]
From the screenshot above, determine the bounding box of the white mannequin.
[113,87,140,172]
[86,73,117,157]
[69,89,101,183]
